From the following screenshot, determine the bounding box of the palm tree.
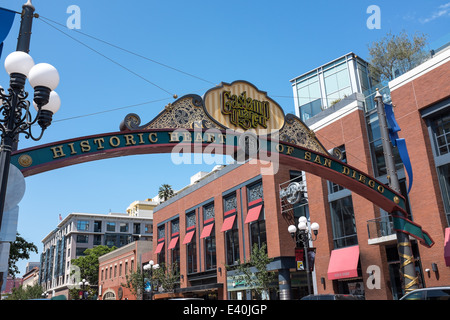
[158,184,174,202]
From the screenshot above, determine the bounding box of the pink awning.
[221,215,236,232]
[445,228,450,267]
[327,245,360,280]
[168,236,179,250]
[182,230,195,245]
[154,241,164,254]
[244,205,262,224]
[200,223,214,239]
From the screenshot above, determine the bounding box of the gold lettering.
[93,138,105,150]
[218,134,226,144]
[314,155,322,164]
[195,132,203,142]
[137,133,145,144]
[377,185,385,193]
[368,180,376,188]
[205,133,215,143]
[305,152,311,161]
[342,166,350,175]
[323,158,332,167]
[358,174,366,183]
[285,146,294,155]
[352,170,357,179]
[80,140,91,152]
[109,136,121,147]
[67,143,77,155]
[148,133,158,143]
[183,132,192,142]
[276,144,284,153]
[169,132,180,142]
[50,145,66,159]
[124,134,136,146]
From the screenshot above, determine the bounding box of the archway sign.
[11,80,433,247]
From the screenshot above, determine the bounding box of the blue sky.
[1,0,449,275]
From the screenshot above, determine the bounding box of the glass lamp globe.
[298,221,307,231]
[33,91,60,113]
[288,225,297,234]
[311,222,320,232]
[4,51,35,76]
[298,216,307,224]
[28,63,60,90]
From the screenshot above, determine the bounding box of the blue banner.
[384,103,413,193]
[0,7,16,58]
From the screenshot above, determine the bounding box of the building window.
[93,235,102,245]
[133,223,141,234]
[186,211,197,274]
[106,222,116,232]
[330,196,358,248]
[224,193,240,266]
[144,223,152,234]
[94,221,102,232]
[77,220,89,231]
[437,164,450,225]
[203,203,216,270]
[247,182,266,251]
[430,113,450,156]
[120,223,129,232]
[323,58,352,107]
[204,227,216,270]
[76,235,89,243]
[366,111,403,177]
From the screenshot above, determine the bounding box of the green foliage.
[368,30,428,82]
[158,184,174,202]
[152,262,179,292]
[5,283,43,300]
[71,245,116,285]
[122,267,144,299]
[8,233,38,277]
[230,243,277,299]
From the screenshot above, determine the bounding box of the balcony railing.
[367,215,396,245]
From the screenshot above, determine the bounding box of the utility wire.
[38,17,176,97]
[38,15,217,86]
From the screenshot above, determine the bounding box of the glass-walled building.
[290,53,377,122]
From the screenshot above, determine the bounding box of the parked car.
[399,287,450,300]
[301,294,364,300]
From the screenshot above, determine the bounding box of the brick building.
[98,240,152,300]
[149,47,449,300]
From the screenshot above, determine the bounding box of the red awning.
[168,236,179,249]
[221,215,236,232]
[445,228,450,267]
[200,223,214,239]
[182,230,195,245]
[244,205,262,224]
[154,241,164,254]
[327,245,360,280]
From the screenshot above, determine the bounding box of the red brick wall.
[390,60,450,287]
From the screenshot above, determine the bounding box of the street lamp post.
[79,279,89,300]
[0,1,61,235]
[0,50,60,228]
[143,260,159,300]
[288,216,319,296]
[374,90,418,293]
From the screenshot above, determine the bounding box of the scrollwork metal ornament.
[0,77,51,144]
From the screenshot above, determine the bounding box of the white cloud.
[420,2,450,23]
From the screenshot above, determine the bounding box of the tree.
[122,267,145,299]
[71,245,116,285]
[5,283,43,300]
[158,184,174,202]
[152,262,179,293]
[8,233,38,278]
[368,30,428,82]
[229,243,277,299]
